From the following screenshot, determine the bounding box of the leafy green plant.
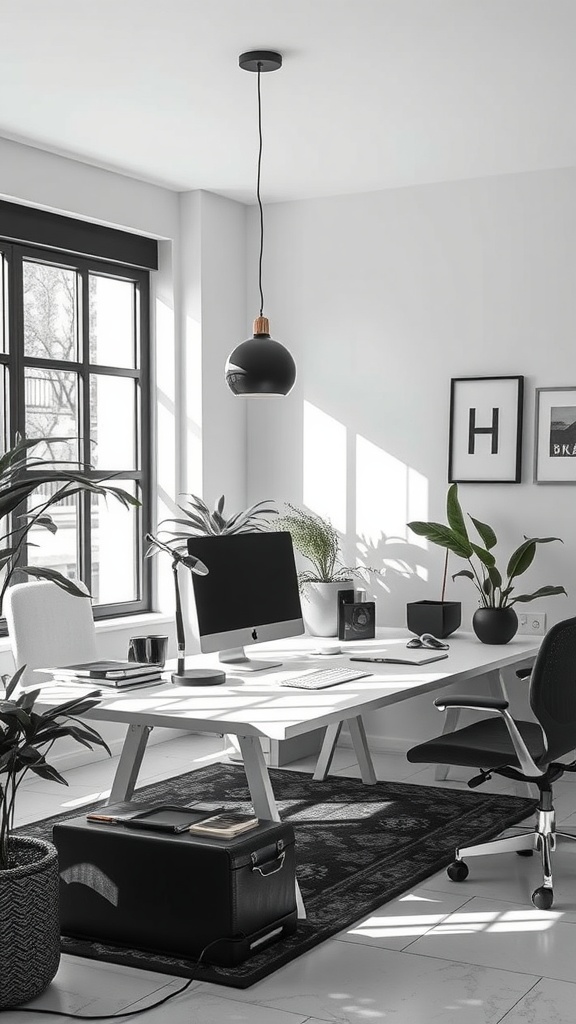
[0,667,109,870]
[276,504,376,590]
[158,493,277,548]
[0,435,139,613]
[408,484,566,609]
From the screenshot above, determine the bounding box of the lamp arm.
[172,559,186,677]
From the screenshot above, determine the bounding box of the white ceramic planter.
[302,581,353,637]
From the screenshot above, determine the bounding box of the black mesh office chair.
[407,616,576,909]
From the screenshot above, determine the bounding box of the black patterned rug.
[20,763,536,989]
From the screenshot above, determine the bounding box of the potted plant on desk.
[0,669,109,1009]
[408,484,566,644]
[275,504,379,637]
[157,492,277,540]
[406,547,462,639]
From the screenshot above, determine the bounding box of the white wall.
[246,167,576,747]
[176,190,247,644]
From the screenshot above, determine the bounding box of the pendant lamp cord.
[256,63,265,317]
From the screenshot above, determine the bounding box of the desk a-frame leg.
[237,734,306,920]
[313,722,343,781]
[109,724,153,802]
[314,716,377,785]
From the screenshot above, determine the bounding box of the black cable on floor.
[3,935,246,1020]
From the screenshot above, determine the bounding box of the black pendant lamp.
[225,50,296,398]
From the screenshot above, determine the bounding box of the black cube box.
[406,600,461,639]
[54,815,297,966]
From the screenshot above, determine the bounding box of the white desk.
[37,630,539,918]
[39,630,540,816]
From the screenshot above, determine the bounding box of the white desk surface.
[36,630,540,743]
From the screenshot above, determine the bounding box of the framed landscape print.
[534,387,576,483]
[448,376,524,483]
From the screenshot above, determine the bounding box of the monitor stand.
[219,647,281,672]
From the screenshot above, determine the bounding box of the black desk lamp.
[145,534,226,686]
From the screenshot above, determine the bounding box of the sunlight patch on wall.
[356,435,429,580]
[303,401,347,532]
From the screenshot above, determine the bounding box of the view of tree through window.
[0,242,151,621]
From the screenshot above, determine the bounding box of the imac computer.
[186,531,304,671]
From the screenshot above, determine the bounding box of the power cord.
[3,934,246,1020]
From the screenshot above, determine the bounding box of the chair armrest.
[434,696,509,712]
[516,667,532,680]
[433,696,543,778]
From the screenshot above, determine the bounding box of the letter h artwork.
[448,376,524,484]
[468,406,499,456]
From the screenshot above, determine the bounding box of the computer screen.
[187,531,304,671]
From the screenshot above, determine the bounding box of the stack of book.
[43,660,165,689]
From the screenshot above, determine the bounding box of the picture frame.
[448,376,524,484]
[534,387,576,484]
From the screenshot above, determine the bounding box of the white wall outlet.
[518,612,547,635]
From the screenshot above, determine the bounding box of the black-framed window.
[0,239,152,622]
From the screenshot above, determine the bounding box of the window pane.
[91,480,139,604]
[89,275,136,368]
[23,262,78,361]
[26,483,80,583]
[1,253,7,354]
[25,367,79,462]
[0,365,8,456]
[90,375,137,470]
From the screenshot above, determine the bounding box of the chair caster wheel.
[532,886,553,910]
[447,859,469,882]
[516,850,534,857]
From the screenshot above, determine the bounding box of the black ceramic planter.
[406,601,462,639]
[472,607,518,645]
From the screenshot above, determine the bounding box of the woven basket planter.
[0,836,61,1009]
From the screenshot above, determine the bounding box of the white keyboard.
[280,667,372,690]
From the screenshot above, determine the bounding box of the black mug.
[128,635,168,668]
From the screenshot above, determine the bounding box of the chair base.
[450,806,576,908]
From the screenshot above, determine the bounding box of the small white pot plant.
[0,667,109,1008]
[275,504,378,636]
[408,484,566,644]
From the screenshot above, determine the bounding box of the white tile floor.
[12,736,576,1023]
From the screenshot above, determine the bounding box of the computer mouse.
[316,644,342,656]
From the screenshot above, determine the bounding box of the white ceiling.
[1,0,576,204]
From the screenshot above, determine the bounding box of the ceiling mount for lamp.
[225,49,296,398]
[238,50,282,73]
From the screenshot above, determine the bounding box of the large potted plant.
[0,433,137,1006]
[275,504,377,637]
[0,667,109,1008]
[408,484,566,644]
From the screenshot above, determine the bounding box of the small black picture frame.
[448,375,524,483]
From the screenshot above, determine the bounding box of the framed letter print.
[448,376,524,483]
[534,387,576,483]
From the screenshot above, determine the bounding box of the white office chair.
[5,580,98,685]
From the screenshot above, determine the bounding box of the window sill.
[0,611,173,653]
[94,611,173,633]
